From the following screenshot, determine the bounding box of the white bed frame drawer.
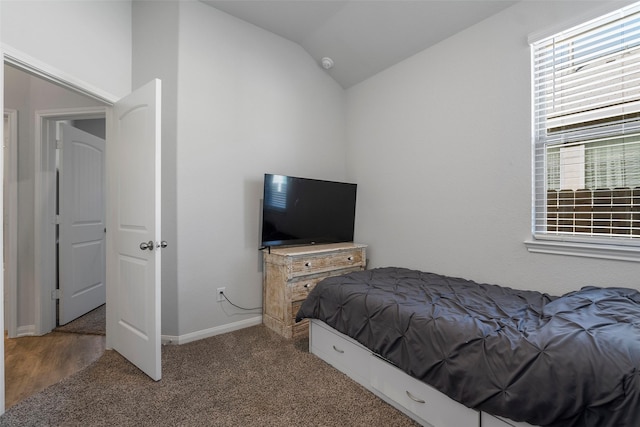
[370,354,479,427]
[308,320,537,427]
[309,320,370,385]
[481,412,536,427]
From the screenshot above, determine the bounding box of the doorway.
[3,63,108,336]
[55,119,106,327]
[3,67,108,408]
[40,114,107,331]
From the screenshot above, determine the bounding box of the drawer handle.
[305,262,312,267]
[347,256,354,261]
[405,391,425,404]
[304,283,311,289]
[332,345,344,354]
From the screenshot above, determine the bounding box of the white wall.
[346,0,640,296]
[131,0,180,337]
[175,2,347,336]
[1,0,132,99]
[3,67,32,329]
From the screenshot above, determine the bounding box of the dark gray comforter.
[295,267,640,427]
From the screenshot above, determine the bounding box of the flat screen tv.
[261,174,357,248]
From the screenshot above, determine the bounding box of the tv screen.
[261,174,357,248]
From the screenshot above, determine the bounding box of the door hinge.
[55,215,61,224]
[52,289,63,300]
[56,139,63,150]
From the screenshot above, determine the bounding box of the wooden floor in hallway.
[4,331,105,408]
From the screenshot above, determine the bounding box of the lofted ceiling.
[200,0,518,88]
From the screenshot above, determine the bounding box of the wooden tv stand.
[262,242,367,339]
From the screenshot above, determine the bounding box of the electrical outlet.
[217,287,226,302]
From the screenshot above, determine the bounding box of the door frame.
[3,109,17,338]
[2,48,119,414]
[34,108,107,334]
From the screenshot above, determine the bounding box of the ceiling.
[201,0,518,88]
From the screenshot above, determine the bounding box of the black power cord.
[220,291,262,311]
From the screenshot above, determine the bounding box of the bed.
[295,267,640,427]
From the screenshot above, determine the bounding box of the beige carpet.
[54,304,106,336]
[0,325,418,426]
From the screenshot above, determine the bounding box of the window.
[531,3,640,254]
[265,174,288,210]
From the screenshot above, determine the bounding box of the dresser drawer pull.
[304,283,311,288]
[405,391,425,404]
[304,262,312,267]
[347,256,354,261]
[332,345,345,354]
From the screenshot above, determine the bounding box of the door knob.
[157,241,168,249]
[139,240,154,251]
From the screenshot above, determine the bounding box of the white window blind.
[532,2,640,242]
[265,174,288,210]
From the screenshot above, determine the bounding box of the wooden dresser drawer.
[289,248,364,278]
[288,266,362,302]
[290,300,307,339]
[289,277,324,302]
[292,319,309,339]
[370,355,479,427]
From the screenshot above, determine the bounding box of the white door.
[58,123,106,325]
[106,79,162,381]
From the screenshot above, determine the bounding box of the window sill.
[524,239,640,262]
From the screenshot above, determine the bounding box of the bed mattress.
[296,267,640,427]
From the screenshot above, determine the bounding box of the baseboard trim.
[161,315,263,345]
[16,325,36,337]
